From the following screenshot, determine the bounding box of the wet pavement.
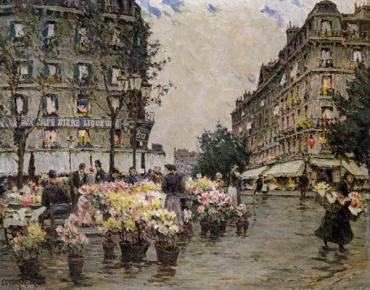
[0,195,368,290]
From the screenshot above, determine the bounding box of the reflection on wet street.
[0,196,368,289]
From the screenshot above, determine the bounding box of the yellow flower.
[151,198,161,209]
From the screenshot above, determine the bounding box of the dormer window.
[321,20,332,35]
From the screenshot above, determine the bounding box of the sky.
[137,0,363,159]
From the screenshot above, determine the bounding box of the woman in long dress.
[315,172,354,252]
[162,164,185,225]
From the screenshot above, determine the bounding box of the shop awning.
[310,158,340,169]
[342,161,368,179]
[264,160,305,177]
[242,166,268,179]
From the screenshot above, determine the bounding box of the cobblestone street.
[0,194,368,290]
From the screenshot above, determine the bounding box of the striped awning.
[342,161,368,179]
[264,160,305,178]
[310,158,340,168]
[242,166,268,179]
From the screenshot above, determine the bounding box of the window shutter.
[54,95,59,111]
[74,27,80,44]
[44,64,49,78]
[41,95,46,113]
[9,97,15,114]
[42,22,48,40]
[23,96,28,114]
[10,22,15,40]
[27,61,33,81]
[73,64,79,82]
[108,68,113,85]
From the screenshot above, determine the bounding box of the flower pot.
[102,239,116,260]
[200,220,209,236]
[219,222,227,236]
[182,223,193,238]
[17,258,45,284]
[68,255,84,282]
[155,243,180,266]
[208,222,221,239]
[236,220,249,236]
[119,240,150,262]
[242,220,249,235]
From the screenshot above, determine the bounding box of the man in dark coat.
[69,163,88,211]
[298,172,310,200]
[94,160,106,184]
[42,170,70,213]
[126,167,140,185]
[254,175,263,194]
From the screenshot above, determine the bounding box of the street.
[0,194,368,290]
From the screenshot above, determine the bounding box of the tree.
[0,2,48,188]
[77,2,171,173]
[327,65,370,177]
[193,123,250,182]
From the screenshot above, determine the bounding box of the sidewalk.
[241,190,370,200]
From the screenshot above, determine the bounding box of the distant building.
[174,148,198,177]
[232,1,369,184]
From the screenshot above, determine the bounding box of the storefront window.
[114,129,122,146]
[77,129,92,147]
[43,128,57,149]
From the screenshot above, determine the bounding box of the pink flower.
[197,206,205,215]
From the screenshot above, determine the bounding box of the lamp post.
[67,135,73,173]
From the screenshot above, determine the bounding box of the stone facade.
[174,148,198,177]
[231,1,369,183]
[0,0,165,175]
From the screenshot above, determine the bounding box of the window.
[11,22,25,42]
[109,67,121,85]
[112,28,122,48]
[77,129,92,147]
[10,95,28,115]
[321,20,332,35]
[77,94,91,117]
[43,128,57,149]
[18,61,33,81]
[321,107,333,119]
[348,23,359,38]
[65,0,79,8]
[287,116,290,128]
[320,48,333,67]
[75,63,91,85]
[41,94,58,116]
[298,109,301,117]
[321,75,332,96]
[75,27,89,52]
[304,105,308,117]
[43,22,56,39]
[45,63,61,82]
[114,129,122,146]
[353,50,363,62]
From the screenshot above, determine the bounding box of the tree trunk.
[366,157,370,182]
[109,114,117,174]
[132,113,137,169]
[17,139,26,189]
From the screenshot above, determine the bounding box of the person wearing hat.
[41,170,70,211]
[162,164,185,225]
[69,163,88,212]
[126,167,141,185]
[94,160,106,184]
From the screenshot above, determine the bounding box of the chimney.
[286,21,300,43]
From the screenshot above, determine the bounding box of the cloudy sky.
[137,0,361,158]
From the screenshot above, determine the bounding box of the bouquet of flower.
[196,191,234,224]
[56,214,88,257]
[235,204,250,220]
[348,192,367,217]
[186,177,217,195]
[314,182,331,197]
[131,180,161,195]
[10,223,46,260]
[145,208,180,250]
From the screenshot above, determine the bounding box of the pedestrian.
[41,170,70,215]
[153,166,163,184]
[145,168,155,181]
[298,171,310,200]
[69,163,88,212]
[314,172,355,253]
[215,172,226,192]
[126,167,140,185]
[162,164,185,225]
[229,165,242,206]
[261,176,269,194]
[94,160,106,184]
[254,174,263,194]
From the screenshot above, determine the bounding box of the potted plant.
[146,209,180,266]
[234,204,250,236]
[100,220,118,260]
[10,223,46,284]
[56,214,88,282]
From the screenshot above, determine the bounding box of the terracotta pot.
[68,255,84,282]
[102,239,116,260]
[219,222,227,236]
[200,220,209,236]
[119,240,150,262]
[236,220,249,236]
[17,258,45,284]
[155,243,180,266]
[208,222,221,239]
[243,220,249,235]
[182,223,193,237]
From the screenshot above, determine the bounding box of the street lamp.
[67,135,73,173]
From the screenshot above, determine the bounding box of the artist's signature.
[1,278,37,289]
